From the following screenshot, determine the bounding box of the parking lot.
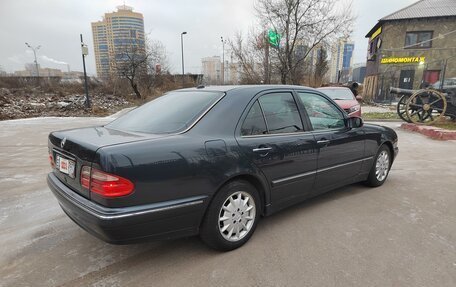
[1,116,455,287]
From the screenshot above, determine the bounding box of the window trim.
[257,100,269,132]
[107,90,226,135]
[294,90,348,132]
[404,31,433,49]
[237,89,311,138]
[257,92,304,135]
[240,100,268,137]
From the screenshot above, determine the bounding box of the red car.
[317,87,362,117]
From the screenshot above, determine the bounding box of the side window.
[297,92,345,130]
[258,92,303,134]
[405,31,432,48]
[241,100,267,136]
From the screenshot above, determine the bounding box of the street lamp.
[221,36,226,85]
[25,42,41,77]
[181,31,187,87]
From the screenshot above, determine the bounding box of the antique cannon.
[390,87,456,124]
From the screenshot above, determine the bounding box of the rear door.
[296,91,366,192]
[236,90,317,208]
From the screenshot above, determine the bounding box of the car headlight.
[349,105,361,113]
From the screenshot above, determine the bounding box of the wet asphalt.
[0,117,455,287]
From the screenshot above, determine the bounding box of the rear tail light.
[80,166,134,198]
[49,154,55,168]
[48,147,55,168]
[81,166,91,189]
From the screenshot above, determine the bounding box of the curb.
[400,123,456,141]
[364,119,403,122]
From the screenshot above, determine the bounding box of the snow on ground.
[0,107,135,126]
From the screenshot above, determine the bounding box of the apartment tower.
[91,5,145,78]
[329,38,354,83]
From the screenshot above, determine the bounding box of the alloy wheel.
[218,191,256,242]
[375,150,390,182]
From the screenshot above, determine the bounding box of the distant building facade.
[329,38,354,83]
[91,5,146,78]
[202,56,222,85]
[226,62,241,84]
[364,0,456,101]
[352,64,366,83]
[14,64,63,77]
[307,43,331,86]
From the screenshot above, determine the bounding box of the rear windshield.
[319,88,354,100]
[106,91,223,134]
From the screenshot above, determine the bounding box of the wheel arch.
[381,140,394,162]
[225,174,268,215]
[200,172,270,230]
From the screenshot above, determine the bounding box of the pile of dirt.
[0,87,132,120]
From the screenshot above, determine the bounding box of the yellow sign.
[380,56,425,64]
[370,27,382,40]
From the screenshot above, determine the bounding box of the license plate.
[56,155,75,178]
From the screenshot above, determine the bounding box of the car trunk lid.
[48,126,168,198]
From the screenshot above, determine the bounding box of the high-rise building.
[91,5,145,78]
[329,38,354,83]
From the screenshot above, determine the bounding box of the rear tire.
[200,180,260,251]
[364,145,391,187]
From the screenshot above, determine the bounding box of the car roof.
[176,84,318,93]
[317,86,351,90]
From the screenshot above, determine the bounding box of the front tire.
[364,145,391,187]
[200,180,260,251]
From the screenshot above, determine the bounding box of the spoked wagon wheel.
[396,95,412,123]
[405,89,447,124]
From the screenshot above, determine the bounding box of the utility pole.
[221,36,226,85]
[181,31,187,87]
[264,31,270,84]
[440,59,447,90]
[25,42,41,78]
[80,34,90,108]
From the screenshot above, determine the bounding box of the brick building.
[364,0,456,101]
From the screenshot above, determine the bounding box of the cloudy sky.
[0,0,416,76]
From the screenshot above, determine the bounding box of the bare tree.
[115,39,169,99]
[313,47,329,87]
[144,40,170,91]
[255,0,354,84]
[228,30,265,84]
[115,41,148,98]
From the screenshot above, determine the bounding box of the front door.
[399,70,415,90]
[296,91,366,192]
[236,91,317,208]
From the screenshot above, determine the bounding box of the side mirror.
[355,95,363,101]
[347,116,363,128]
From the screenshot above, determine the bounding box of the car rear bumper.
[47,172,208,244]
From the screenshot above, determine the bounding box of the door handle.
[252,147,272,152]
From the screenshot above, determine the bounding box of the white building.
[202,56,222,85]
